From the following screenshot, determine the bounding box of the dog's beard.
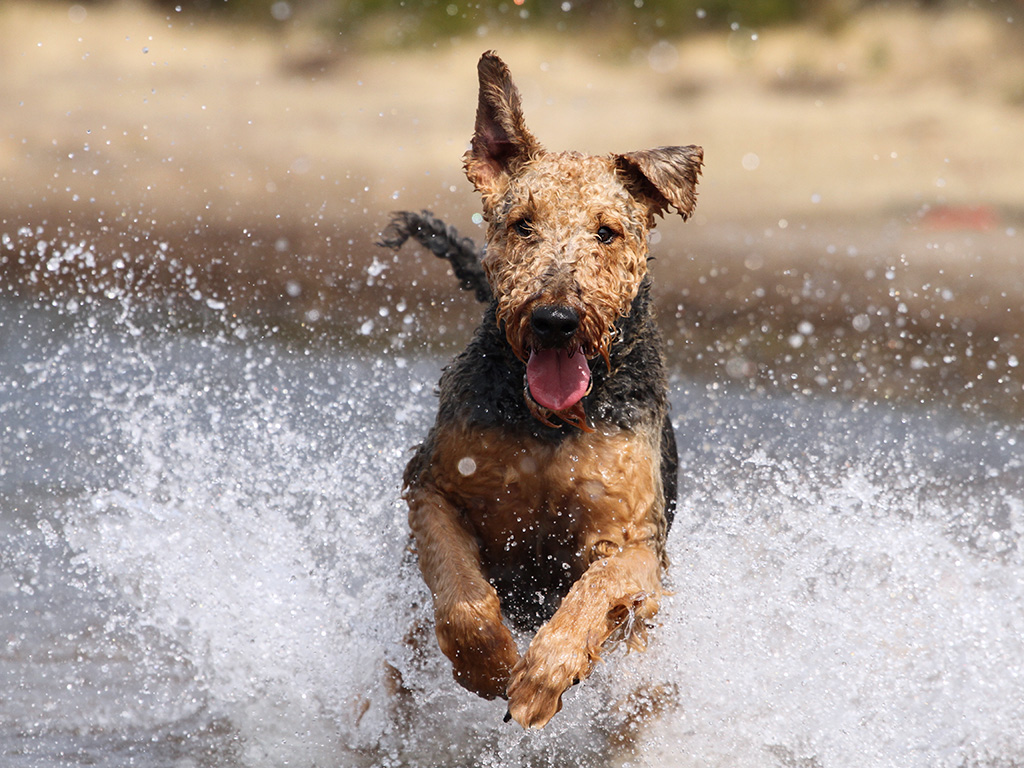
[494,300,613,431]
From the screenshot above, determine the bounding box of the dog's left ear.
[615,146,704,222]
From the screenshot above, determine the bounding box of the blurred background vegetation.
[113,0,984,43]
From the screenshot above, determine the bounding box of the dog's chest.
[431,422,662,570]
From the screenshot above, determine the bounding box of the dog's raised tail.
[379,210,492,304]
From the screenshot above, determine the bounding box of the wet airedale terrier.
[382,51,702,729]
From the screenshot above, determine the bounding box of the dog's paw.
[505,636,593,729]
[436,605,520,700]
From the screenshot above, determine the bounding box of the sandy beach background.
[2,0,1023,413]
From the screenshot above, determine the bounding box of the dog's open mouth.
[526,348,592,412]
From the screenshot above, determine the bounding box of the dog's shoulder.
[586,278,670,430]
[435,304,541,433]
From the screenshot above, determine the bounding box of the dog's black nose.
[530,304,580,345]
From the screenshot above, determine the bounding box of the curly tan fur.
[400,51,702,729]
[481,152,653,368]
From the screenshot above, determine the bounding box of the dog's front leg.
[505,543,662,728]
[407,486,521,699]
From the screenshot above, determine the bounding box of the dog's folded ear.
[464,51,543,207]
[614,146,704,222]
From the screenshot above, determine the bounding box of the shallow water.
[2,294,1023,768]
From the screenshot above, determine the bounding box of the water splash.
[646,437,1024,767]
[2,298,1023,767]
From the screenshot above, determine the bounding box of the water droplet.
[270,1,292,21]
[648,41,679,73]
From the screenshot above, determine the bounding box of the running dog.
[382,51,702,729]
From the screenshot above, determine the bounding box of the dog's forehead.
[508,152,637,215]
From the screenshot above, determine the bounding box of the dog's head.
[464,52,702,427]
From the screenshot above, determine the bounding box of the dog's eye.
[596,226,619,244]
[511,218,533,238]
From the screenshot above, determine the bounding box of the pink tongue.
[526,349,591,412]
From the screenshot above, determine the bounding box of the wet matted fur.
[382,51,702,729]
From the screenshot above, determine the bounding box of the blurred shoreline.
[1,1,1022,414]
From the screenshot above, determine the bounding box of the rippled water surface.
[2,295,1023,768]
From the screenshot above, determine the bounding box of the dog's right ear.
[463,51,542,208]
